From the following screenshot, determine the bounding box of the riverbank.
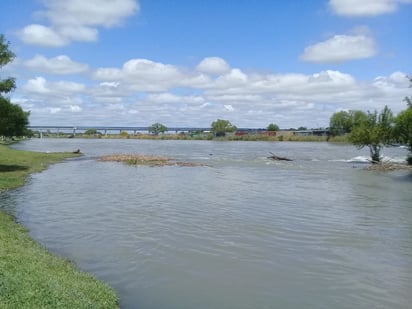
[0,144,119,308]
[30,132,350,143]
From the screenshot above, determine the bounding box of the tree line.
[0,35,29,139]
[329,82,412,164]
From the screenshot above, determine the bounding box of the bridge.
[27,126,329,136]
[27,125,214,136]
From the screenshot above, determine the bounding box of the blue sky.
[1,0,411,128]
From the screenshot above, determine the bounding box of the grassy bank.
[34,132,350,143]
[0,144,119,308]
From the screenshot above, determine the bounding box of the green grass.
[0,144,119,308]
[0,144,81,191]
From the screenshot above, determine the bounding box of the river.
[4,139,412,308]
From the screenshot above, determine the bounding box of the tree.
[0,35,29,138]
[84,128,98,135]
[404,75,412,108]
[0,97,29,137]
[211,119,237,137]
[267,123,280,131]
[394,76,412,164]
[349,106,394,162]
[0,35,15,94]
[329,110,367,136]
[394,107,412,164]
[148,123,167,135]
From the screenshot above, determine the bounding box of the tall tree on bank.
[394,75,412,164]
[404,75,412,108]
[211,119,237,137]
[0,35,29,138]
[394,107,412,164]
[349,106,394,163]
[148,122,168,135]
[329,110,368,136]
[267,123,280,131]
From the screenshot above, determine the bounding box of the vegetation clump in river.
[364,161,412,171]
[99,153,205,167]
[0,144,119,308]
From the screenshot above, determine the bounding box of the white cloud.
[23,77,85,96]
[123,59,182,81]
[59,25,98,42]
[301,34,377,63]
[24,55,89,75]
[93,68,123,81]
[23,77,51,94]
[146,93,205,104]
[196,57,230,75]
[18,0,139,46]
[13,54,410,128]
[215,69,248,88]
[18,24,68,47]
[93,58,188,92]
[329,0,412,16]
[224,104,234,112]
[44,0,139,27]
[69,105,82,112]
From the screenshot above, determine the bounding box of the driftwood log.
[268,152,293,161]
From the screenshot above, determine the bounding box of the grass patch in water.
[0,144,81,191]
[0,144,119,308]
[99,154,205,167]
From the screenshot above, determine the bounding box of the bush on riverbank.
[0,145,119,308]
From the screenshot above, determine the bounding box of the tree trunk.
[369,145,381,163]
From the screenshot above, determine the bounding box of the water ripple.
[8,139,412,309]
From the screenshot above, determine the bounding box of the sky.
[1,0,411,129]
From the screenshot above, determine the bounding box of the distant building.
[293,129,329,136]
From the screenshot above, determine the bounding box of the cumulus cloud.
[24,55,89,74]
[196,57,230,75]
[329,0,412,16]
[18,0,139,46]
[301,34,377,63]
[23,76,85,95]
[13,54,411,128]
[18,24,68,47]
[146,93,205,104]
[93,58,202,91]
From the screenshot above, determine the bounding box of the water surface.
[5,139,412,308]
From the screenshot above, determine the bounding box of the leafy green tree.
[148,123,168,135]
[0,35,15,94]
[84,128,97,135]
[267,123,280,131]
[395,76,412,164]
[211,119,237,137]
[404,75,412,108]
[349,106,394,162]
[394,107,412,164]
[329,111,351,136]
[0,35,29,138]
[297,126,307,131]
[329,110,367,136]
[0,98,29,137]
